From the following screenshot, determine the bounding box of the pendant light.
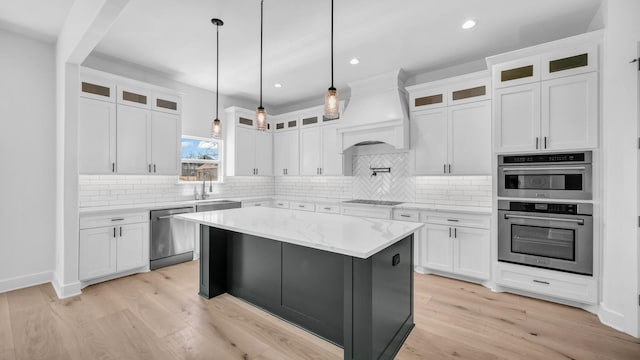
[324,0,339,120]
[256,0,268,131]
[211,18,224,139]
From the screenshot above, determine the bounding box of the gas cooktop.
[342,199,404,206]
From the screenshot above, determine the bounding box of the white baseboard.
[598,303,635,336]
[0,271,52,294]
[51,272,82,299]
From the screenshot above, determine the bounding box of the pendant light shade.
[324,0,339,120]
[256,0,268,131]
[211,18,224,139]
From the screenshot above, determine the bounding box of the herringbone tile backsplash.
[352,152,415,202]
[275,150,492,207]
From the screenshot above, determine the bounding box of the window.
[180,136,222,182]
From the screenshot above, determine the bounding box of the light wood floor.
[1,261,639,360]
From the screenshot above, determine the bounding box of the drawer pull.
[324,207,332,210]
[277,203,283,206]
[400,214,411,218]
[447,219,459,222]
[533,280,550,285]
[111,218,125,222]
[298,205,305,208]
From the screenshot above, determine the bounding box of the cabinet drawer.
[420,211,490,229]
[273,200,290,209]
[316,204,340,214]
[80,211,148,229]
[242,200,272,208]
[290,201,316,212]
[495,262,597,304]
[393,210,420,222]
[341,205,392,220]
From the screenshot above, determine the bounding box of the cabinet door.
[78,98,116,174]
[273,131,288,176]
[411,108,448,175]
[285,130,300,175]
[116,222,149,272]
[117,105,151,174]
[321,125,342,175]
[79,227,117,280]
[255,131,273,176]
[453,227,490,280]
[494,83,541,153]
[235,127,256,176]
[541,72,598,150]
[300,127,322,175]
[151,111,180,175]
[448,101,491,175]
[422,224,453,272]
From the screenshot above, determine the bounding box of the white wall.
[0,29,56,291]
[600,0,640,337]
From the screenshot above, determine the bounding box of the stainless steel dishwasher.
[150,207,195,270]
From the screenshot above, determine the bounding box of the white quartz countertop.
[393,203,492,214]
[175,207,424,259]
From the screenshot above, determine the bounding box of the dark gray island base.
[199,225,414,360]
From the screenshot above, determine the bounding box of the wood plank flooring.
[1,260,638,359]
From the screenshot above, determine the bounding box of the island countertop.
[175,206,423,259]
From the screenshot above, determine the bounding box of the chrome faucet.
[201,172,209,200]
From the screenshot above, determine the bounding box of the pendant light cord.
[216,23,220,120]
[260,0,264,108]
[331,0,334,89]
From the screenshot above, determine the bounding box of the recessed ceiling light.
[349,58,360,65]
[274,83,282,88]
[462,19,477,29]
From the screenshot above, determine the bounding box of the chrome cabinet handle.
[544,136,547,149]
[113,227,116,238]
[148,164,152,173]
[448,164,451,173]
[447,219,459,222]
[112,162,115,173]
[533,279,550,285]
[323,207,331,210]
[153,164,156,173]
[120,227,122,237]
[536,137,539,149]
[400,214,411,218]
[504,214,584,225]
[449,227,451,238]
[454,228,457,238]
[111,218,124,222]
[443,164,446,174]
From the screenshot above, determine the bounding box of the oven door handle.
[504,214,584,225]
[501,166,586,172]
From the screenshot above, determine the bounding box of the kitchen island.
[176,207,423,360]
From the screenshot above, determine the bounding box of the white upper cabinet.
[490,38,600,153]
[412,108,448,175]
[448,100,492,175]
[541,72,598,150]
[151,111,180,175]
[300,126,322,175]
[494,83,541,153]
[78,97,116,174]
[225,107,273,176]
[274,129,299,176]
[299,109,343,176]
[116,104,151,174]
[407,72,492,176]
[321,125,342,176]
[79,68,182,175]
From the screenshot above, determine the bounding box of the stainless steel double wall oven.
[497,152,594,275]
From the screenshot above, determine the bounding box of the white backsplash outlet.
[78,175,274,208]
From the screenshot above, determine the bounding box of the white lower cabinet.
[79,211,149,282]
[421,211,490,281]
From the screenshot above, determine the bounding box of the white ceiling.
[0,0,602,109]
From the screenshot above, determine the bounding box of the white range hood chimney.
[337,69,410,151]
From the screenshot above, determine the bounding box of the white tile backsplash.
[80,157,491,209]
[78,175,274,208]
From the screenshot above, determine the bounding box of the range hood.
[337,69,410,152]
